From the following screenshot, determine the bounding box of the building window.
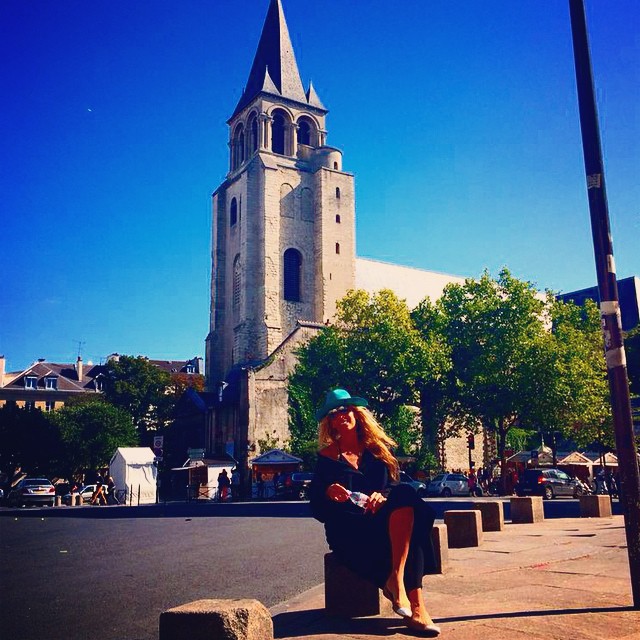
[45,401,55,412]
[272,111,286,155]
[95,378,104,392]
[233,255,242,311]
[333,161,338,170]
[230,198,238,226]
[283,249,302,302]
[336,214,341,223]
[25,376,37,390]
[185,364,195,374]
[45,377,57,390]
[335,187,341,199]
[335,243,340,254]
[280,184,294,218]
[298,119,311,146]
[248,113,259,153]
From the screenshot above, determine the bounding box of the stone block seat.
[443,510,483,548]
[324,525,449,617]
[579,494,613,518]
[471,500,504,531]
[510,496,545,524]
[159,598,273,640]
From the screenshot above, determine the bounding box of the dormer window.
[95,377,104,392]
[25,376,37,390]
[45,376,58,390]
[186,364,195,374]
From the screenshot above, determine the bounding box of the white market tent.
[109,447,157,505]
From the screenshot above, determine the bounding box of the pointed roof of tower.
[231,0,309,118]
[306,81,325,110]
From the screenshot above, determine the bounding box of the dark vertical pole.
[569,0,640,608]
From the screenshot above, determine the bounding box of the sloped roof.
[250,448,302,465]
[231,0,316,118]
[110,447,156,465]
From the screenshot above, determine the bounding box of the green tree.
[50,398,138,476]
[289,289,444,459]
[438,269,547,483]
[625,324,640,396]
[538,297,611,450]
[103,355,171,436]
[0,405,63,477]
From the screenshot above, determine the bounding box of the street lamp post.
[568,0,640,608]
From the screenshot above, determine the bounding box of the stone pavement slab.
[271,516,640,640]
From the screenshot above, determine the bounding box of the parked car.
[515,468,583,499]
[276,472,314,500]
[7,478,55,507]
[399,472,427,497]
[427,473,469,497]
[62,484,98,506]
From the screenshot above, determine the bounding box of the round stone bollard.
[159,598,273,640]
[55,496,62,507]
[73,494,81,506]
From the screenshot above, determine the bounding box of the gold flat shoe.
[405,616,441,637]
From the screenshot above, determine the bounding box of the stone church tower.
[206,0,356,387]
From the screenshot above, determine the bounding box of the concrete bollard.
[510,496,544,524]
[471,500,504,531]
[324,552,389,617]
[55,496,62,507]
[159,598,273,640]
[579,494,612,518]
[74,494,82,506]
[443,510,483,548]
[430,523,449,573]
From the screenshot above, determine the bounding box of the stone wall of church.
[313,166,356,322]
[443,433,486,472]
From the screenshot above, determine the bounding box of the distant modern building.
[556,275,640,332]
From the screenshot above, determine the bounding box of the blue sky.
[1,0,638,373]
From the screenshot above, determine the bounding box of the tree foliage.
[50,398,138,475]
[625,324,640,396]
[288,270,618,476]
[103,355,172,435]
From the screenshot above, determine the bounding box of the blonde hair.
[319,406,399,482]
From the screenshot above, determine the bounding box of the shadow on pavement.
[273,605,637,638]
[436,605,637,623]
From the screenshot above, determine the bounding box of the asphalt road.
[0,508,327,640]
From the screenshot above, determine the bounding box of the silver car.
[427,473,469,497]
[399,472,427,497]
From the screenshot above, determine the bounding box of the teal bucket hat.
[315,388,368,422]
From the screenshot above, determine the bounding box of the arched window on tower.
[335,243,340,254]
[271,110,286,155]
[233,254,241,313]
[298,120,311,146]
[247,113,258,153]
[232,124,245,169]
[335,187,341,199]
[230,198,238,226]
[283,248,302,302]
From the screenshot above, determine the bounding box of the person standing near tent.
[91,473,107,505]
[231,467,241,501]
[217,469,231,502]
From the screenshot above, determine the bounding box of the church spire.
[232,0,307,117]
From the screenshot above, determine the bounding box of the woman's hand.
[326,483,351,502]
[365,491,386,515]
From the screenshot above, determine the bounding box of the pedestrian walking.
[256,471,265,499]
[90,474,107,505]
[231,467,241,501]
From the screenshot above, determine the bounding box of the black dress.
[309,450,437,590]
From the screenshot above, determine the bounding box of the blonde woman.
[309,389,440,636]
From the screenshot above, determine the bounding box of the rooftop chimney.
[76,356,83,381]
